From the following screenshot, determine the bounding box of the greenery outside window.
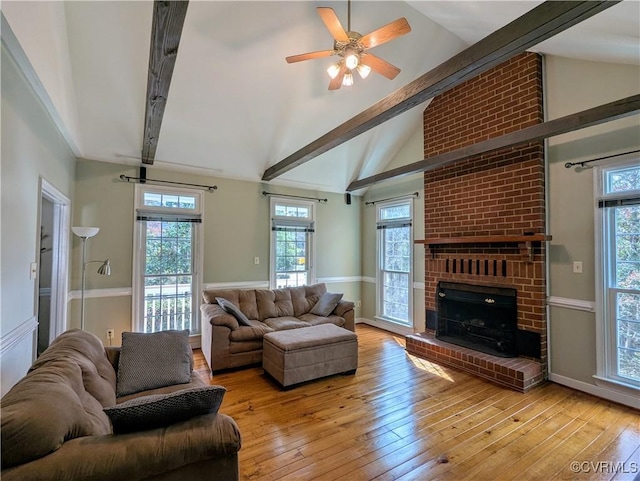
[133,185,203,335]
[596,161,640,388]
[270,198,315,289]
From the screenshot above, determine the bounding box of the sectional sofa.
[200,283,355,372]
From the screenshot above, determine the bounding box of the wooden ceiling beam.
[261,0,618,181]
[141,1,189,165]
[346,94,640,191]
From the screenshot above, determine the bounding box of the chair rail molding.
[547,296,596,312]
[67,287,132,301]
[0,316,38,356]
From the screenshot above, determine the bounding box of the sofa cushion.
[263,317,312,331]
[104,385,226,434]
[298,313,346,328]
[256,288,294,320]
[117,330,191,397]
[290,283,326,317]
[1,359,112,469]
[229,321,274,342]
[203,288,259,320]
[310,292,344,316]
[216,297,251,326]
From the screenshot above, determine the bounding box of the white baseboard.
[548,372,639,409]
[356,317,415,336]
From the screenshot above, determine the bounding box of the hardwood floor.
[193,324,639,481]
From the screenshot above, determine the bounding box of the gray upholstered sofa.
[200,283,355,373]
[1,329,241,481]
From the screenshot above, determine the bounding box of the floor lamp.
[72,226,111,330]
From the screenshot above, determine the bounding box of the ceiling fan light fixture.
[344,49,359,70]
[357,63,371,79]
[327,63,341,79]
[342,70,354,87]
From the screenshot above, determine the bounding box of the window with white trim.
[596,161,640,388]
[133,185,203,335]
[270,198,315,289]
[376,199,413,326]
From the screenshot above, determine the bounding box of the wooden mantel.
[416,234,552,245]
[416,235,552,262]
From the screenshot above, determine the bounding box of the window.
[270,198,315,288]
[133,185,203,335]
[377,199,413,326]
[596,161,640,388]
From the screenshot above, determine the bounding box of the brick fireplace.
[405,52,548,392]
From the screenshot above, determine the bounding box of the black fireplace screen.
[436,281,518,357]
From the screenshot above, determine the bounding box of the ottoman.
[262,324,358,388]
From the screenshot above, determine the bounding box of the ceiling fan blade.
[328,64,347,90]
[360,17,411,49]
[286,50,335,63]
[361,53,401,80]
[317,7,349,42]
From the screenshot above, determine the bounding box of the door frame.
[38,178,71,352]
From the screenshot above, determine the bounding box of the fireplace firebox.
[436,282,518,357]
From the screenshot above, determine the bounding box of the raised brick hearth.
[406,332,544,393]
[407,52,547,391]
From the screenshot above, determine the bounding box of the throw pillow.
[116,330,191,397]
[216,297,251,326]
[104,385,226,434]
[310,292,343,317]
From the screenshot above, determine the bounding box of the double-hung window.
[270,198,315,289]
[133,185,203,335]
[376,199,413,326]
[596,161,640,388]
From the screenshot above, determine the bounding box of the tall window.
[270,198,315,288]
[377,199,413,326]
[133,185,203,335]
[597,161,640,388]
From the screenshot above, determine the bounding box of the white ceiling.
[4,1,639,194]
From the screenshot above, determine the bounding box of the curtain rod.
[119,174,217,192]
[564,149,640,169]
[365,192,419,206]
[262,191,328,203]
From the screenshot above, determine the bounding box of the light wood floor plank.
[193,324,638,481]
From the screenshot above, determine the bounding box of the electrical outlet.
[254,256,260,265]
[357,300,362,307]
[106,329,115,340]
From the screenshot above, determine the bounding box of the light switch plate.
[573,261,583,274]
[30,262,38,280]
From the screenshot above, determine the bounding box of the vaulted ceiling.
[2,1,639,194]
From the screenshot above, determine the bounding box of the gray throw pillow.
[116,330,191,397]
[216,297,251,326]
[104,385,226,434]
[310,292,344,316]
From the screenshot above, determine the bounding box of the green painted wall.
[1,45,76,392]
[545,55,640,385]
[72,159,362,342]
[360,124,426,331]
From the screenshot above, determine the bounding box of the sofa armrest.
[201,304,239,331]
[1,413,241,481]
[333,300,355,317]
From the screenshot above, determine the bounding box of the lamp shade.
[72,226,100,238]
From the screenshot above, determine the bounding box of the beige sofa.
[1,329,241,481]
[201,283,355,373]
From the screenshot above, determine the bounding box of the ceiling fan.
[286,1,411,90]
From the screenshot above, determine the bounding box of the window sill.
[593,375,639,394]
